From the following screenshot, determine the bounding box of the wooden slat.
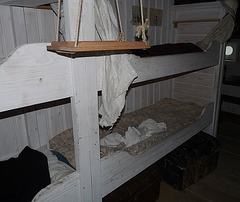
[173,18,220,28]
[47,41,150,53]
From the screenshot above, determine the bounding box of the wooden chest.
[159,132,221,190]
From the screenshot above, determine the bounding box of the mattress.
[49,98,204,168]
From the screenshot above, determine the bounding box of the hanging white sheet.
[51,0,138,128]
[95,0,138,127]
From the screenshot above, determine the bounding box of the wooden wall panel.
[174,72,213,86]
[0,6,56,159]
[115,0,174,114]
[221,84,240,115]
[0,6,15,56]
[171,2,224,106]
[11,7,28,46]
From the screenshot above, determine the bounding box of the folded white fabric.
[100,119,167,148]
[51,0,137,128]
[138,119,167,137]
[124,119,167,147]
[100,132,125,147]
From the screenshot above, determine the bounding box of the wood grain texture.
[131,43,220,84]
[47,41,150,52]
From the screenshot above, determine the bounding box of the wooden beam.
[47,41,150,53]
[173,18,220,28]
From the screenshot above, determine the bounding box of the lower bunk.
[49,98,214,197]
[0,98,213,201]
[0,145,79,202]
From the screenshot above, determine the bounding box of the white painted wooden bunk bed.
[0,0,225,201]
[0,40,221,201]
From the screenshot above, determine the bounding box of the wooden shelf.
[47,41,150,53]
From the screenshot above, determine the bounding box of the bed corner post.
[63,0,102,201]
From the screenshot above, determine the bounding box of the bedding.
[132,43,203,58]
[0,146,50,202]
[50,98,204,168]
[0,146,74,202]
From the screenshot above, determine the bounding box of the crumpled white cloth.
[100,119,167,148]
[51,0,137,128]
[95,0,138,127]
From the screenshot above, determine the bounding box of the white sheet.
[100,119,167,148]
[51,0,137,128]
[95,0,138,127]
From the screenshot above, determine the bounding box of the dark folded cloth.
[132,43,203,57]
[0,146,50,202]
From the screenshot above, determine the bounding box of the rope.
[136,0,149,43]
[116,0,126,42]
[74,0,83,47]
[56,0,61,41]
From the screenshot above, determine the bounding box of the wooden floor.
[157,112,240,202]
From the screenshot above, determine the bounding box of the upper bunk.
[0,41,220,113]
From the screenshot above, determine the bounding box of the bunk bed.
[0,0,225,201]
[0,39,221,201]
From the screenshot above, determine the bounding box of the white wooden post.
[63,0,101,201]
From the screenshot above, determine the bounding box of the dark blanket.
[0,146,50,202]
[132,43,203,57]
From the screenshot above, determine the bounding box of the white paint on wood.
[0,1,225,200]
[131,43,220,84]
[63,0,101,201]
[0,43,72,112]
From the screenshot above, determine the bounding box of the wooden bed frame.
[0,0,224,201]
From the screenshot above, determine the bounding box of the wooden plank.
[11,6,28,46]
[0,6,15,56]
[47,41,150,53]
[24,110,40,149]
[24,7,40,43]
[173,92,210,106]
[174,82,212,99]
[64,0,101,201]
[0,117,19,160]
[37,8,56,42]
[131,43,220,85]
[174,72,214,87]
[0,43,72,112]
[173,19,219,28]
[177,21,219,35]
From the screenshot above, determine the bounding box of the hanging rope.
[56,0,61,41]
[136,0,149,43]
[74,0,83,47]
[115,0,126,42]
